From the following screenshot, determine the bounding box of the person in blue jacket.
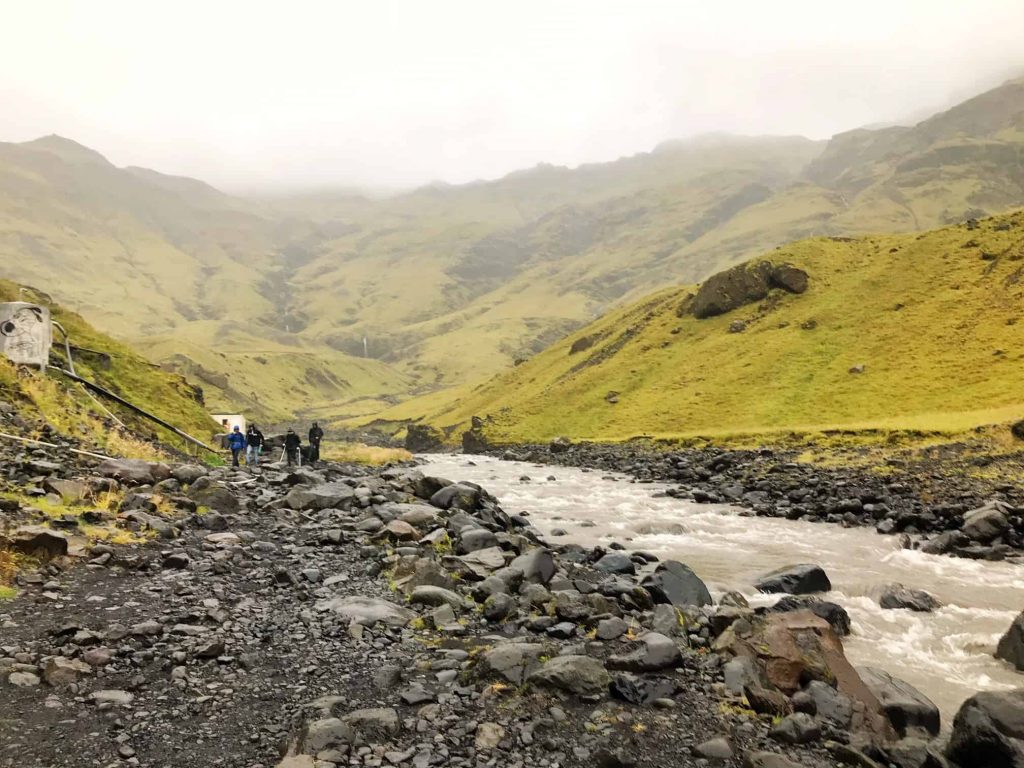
[226,425,246,467]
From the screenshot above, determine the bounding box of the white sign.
[0,302,52,369]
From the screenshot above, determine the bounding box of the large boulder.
[716,611,893,741]
[641,560,712,608]
[607,632,682,673]
[282,483,356,511]
[404,423,444,453]
[7,526,68,559]
[1012,420,1024,441]
[187,480,239,514]
[755,564,831,595]
[858,666,940,737]
[462,428,489,454]
[97,458,171,486]
[509,549,556,585]
[946,689,1024,768]
[690,261,809,319]
[315,596,416,628]
[526,655,611,697]
[476,642,546,685]
[962,501,1011,543]
[997,611,1024,671]
[879,584,942,613]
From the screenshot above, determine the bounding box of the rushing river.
[419,454,1023,723]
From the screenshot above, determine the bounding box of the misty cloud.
[2,0,1022,191]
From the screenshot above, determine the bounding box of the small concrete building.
[212,414,247,434]
[0,302,52,370]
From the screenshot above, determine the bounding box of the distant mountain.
[2,77,1024,423]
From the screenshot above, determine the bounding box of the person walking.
[245,423,265,467]
[308,422,324,464]
[284,428,302,466]
[226,425,246,467]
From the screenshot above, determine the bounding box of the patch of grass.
[321,443,412,466]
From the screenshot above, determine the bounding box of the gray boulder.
[755,564,831,595]
[316,596,416,627]
[858,666,940,737]
[962,501,1011,543]
[476,643,546,685]
[769,712,821,745]
[282,483,355,511]
[526,655,611,697]
[997,611,1024,671]
[594,552,635,575]
[510,549,556,585]
[408,586,464,610]
[641,560,712,608]
[879,584,942,613]
[946,689,1024,768]
[97,458,171,485]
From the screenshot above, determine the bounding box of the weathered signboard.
[0,302,52,369]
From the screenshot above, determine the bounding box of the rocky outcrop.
[404,423,444,453]
[690,261,809,319]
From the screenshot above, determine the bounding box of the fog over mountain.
[2,0,1023,190]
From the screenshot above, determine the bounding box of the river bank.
[467,438,1024,562]
[1,436,1022,767]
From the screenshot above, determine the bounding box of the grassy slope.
[0,280,219,455]
[382,210,1024,442]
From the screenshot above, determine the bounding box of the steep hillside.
[381,210,1024,442]
[3,78,1024,423]
[0,281,219,457]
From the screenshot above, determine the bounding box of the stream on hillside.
[419,454,1023,724]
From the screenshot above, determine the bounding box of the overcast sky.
[2,0,1023,191]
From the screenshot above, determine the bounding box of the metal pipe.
[51,367,216,453]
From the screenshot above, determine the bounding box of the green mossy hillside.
[382,210,1024,443]
[0,280,219,456]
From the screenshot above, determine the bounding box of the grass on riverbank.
[321,443,412,466]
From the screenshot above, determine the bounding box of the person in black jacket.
[284,429,302,466]
[245,424,265,467]
[308,422,324,464]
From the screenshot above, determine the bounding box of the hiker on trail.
[245,423,265,467]
[226,425,246,467]
[308,422,324,464]
[284,428,302,466]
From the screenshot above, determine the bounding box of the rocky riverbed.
[2,440,1023,767]
[472,438,1024,562]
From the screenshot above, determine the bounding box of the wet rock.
[946,689,1024,768]
[640,560,712,608]
[755,564,831,595]
[996,610,1024,671]
[607,632,682,673]
[526,655,611,696]
[596,616,629,640]
[769,712,821,745]
[745,685,791,716]
[879,584,942,613]
[766,595,851,636]
[961,501,1011,544]
[510,548,556,585]
[458,528,499,553]
[594,552,636,575]
[805,679,853,728]
[858,666,941,737]
[315,596,416,627]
